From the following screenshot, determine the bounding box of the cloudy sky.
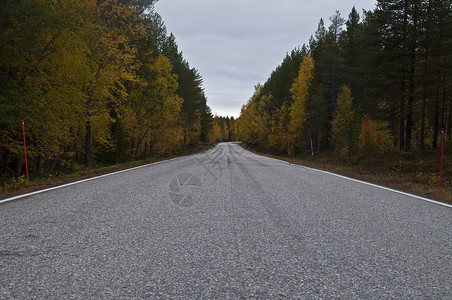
[154,0,377,118]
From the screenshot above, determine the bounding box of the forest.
[0,0,216,181]
[236,0,452,157]
[2,0,452,193]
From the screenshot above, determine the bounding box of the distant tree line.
[236,1,451,156]
[0,0,213,178]
[208,116,235,144]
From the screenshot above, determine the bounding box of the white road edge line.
[242,147,452,209]
[0,156,185,205]
[4,144,450,209]
[301,165,452,209]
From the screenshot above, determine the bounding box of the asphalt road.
[1,142,451,299]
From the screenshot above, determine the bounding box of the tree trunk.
[441,57,446,131]
[405,72,414,151]
[399,0,409,151]
[448,93,451,140]
[307,126,314,156]
[16,160,22,178]
[39,156,45,170]
[433,71,440,149]
[50,159,58,172]
[420,1,431,151]
[287,131,291,157]
[135,139,141,158]
[85,121,92,168]
[2,150,8,174]
[405,1,418,151]
[399,84,406,150]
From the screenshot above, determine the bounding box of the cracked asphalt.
[1,142,451,299]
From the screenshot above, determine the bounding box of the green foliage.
[0,0,212,179]
[262,48,306,112]
[238,2,452,160]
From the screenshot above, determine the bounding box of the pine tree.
[342,7,364,107]
[318,11,345,152]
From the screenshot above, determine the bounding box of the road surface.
[1,142,451,299]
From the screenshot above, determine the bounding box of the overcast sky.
[154,0,377,118]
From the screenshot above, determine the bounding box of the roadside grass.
[243,146,452,204]
[0,143,214,199]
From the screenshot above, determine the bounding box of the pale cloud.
[155,0,376,117]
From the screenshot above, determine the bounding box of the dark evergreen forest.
[237,1,452,157]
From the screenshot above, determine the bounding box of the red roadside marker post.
[439,128,444,191]
[22,120,29,184]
